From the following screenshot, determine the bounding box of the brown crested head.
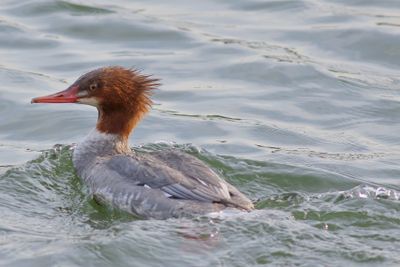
[32,66,159,139]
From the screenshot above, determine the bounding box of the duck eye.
[89,83,97,91]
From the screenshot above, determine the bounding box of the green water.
[1,0,400,266]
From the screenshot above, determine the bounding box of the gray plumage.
[73,129,254,219]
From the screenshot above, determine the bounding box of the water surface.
[1,0,400,266]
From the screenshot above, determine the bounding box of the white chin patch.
[77,97,99,107]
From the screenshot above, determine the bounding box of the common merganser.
[31,66,254,219]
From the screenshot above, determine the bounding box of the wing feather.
[106,150,232,204]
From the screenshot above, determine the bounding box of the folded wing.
[105,150,253,210]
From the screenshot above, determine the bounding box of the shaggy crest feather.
[74,66,160,139]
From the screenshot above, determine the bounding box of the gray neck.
[72,129,131,176]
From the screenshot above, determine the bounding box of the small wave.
[255,184,400,212]
[256,145,386,161]
[335,184,400,201]
[3,1,114,17]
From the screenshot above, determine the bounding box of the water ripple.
[1,0,400,265]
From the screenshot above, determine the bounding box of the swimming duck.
[32,66,254,219]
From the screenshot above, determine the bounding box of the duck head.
[31,66,159,140]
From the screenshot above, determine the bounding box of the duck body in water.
[32,66,254,219]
